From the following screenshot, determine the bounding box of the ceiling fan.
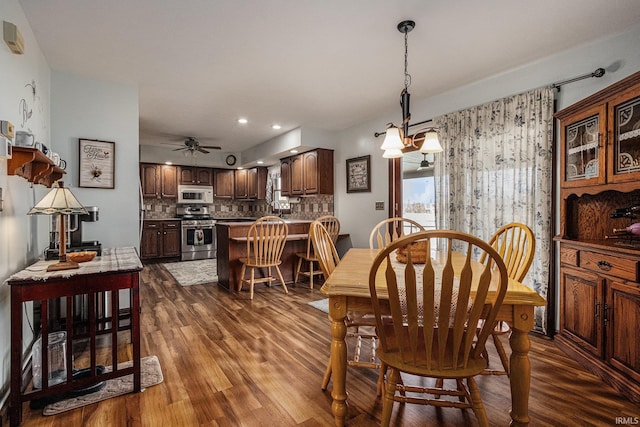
[172,137,221,154]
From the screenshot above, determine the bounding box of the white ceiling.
[19,0,640,153]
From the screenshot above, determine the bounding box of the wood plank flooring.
[11,263,640,426]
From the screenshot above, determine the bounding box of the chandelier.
[378,20,443,159]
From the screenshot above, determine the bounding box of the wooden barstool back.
[294,215,340,288]
[237,216,289,300]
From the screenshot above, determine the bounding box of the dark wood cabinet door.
[291,154,304,195]
[303,151,319,194]
[214,169,235,198]
[161,165,178,198]
[140,163,159,198]
[606,280,640,382]
[560,267,603,358]
[280,158,291,196]
[196,168,213,186]
[178,166,196,185]
[235,169,248,199]
[247,168,257,198]
[162,221,181,257]
[141,221,161,258]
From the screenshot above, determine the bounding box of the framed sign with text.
[79,139,115,189]
[346,155,371,193]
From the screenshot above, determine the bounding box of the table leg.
[509,305,535,427]
[328,296,348,427]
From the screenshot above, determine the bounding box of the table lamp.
[28,181,88,271]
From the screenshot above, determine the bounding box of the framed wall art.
[79,139,115,189]
[346,155,371,193]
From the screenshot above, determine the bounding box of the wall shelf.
[8,147,65,187]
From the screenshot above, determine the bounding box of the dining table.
[320,247,547,427]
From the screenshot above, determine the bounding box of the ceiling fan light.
[419,130,443,153]
[380,126,405,151]
[382,148,403,159]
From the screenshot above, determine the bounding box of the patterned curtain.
[433,87,554,333]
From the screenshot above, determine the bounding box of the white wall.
[51,71,139,249]
[333,24,640,249]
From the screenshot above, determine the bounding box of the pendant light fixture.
[379,20,443,159]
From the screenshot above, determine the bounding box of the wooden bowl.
[66,251,97,263]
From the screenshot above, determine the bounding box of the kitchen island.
[216,219,312,291]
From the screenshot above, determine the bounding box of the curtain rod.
[374,67,606,138]
[552,67,605,90]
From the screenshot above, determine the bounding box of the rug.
[162,259,218,286]
[308,298,329,313]
[43,355,163,415]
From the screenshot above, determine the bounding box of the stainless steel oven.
[181,219,216,261]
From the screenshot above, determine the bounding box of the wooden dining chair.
[480,222,535,376]
[309,221,384,393]
[369,217,425,250]
[237,216,289,300]
[369,230,508,427]
[295,215,340,289]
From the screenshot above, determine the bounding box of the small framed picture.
[346,155,371,193]
[79,139,115,189]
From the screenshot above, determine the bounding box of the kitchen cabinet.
[281,148,333,196]
[555,70,640,404]
[214,169,234,198]
[140,220,181,260]
[280,157,291,197]
[140,163,178,199]
[235,167,268,199]
[178,166,213,186]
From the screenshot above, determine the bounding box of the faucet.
[273,201,283,218]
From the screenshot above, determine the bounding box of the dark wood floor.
[10,263,640,426]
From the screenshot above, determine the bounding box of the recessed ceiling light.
[272,124,281,130]
[164,161,173,165]
[238,118,248,124]
[257,160,264,164]
[290,149,298,154]
[237,166,243,170]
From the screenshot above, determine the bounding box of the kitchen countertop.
[216,219,313,225]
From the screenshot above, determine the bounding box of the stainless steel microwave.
[177,185,214,204]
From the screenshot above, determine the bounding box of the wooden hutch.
[555,70,640,403]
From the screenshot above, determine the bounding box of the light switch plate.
[375,201,384,210]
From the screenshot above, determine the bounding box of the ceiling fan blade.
[172,147,187,151]
[200,145,222,150]
[197,147,210,154]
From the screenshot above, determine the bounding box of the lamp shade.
[380,126,405,151]
[418,130,443,153]
[382,148,404,159]
[28,186,87,215]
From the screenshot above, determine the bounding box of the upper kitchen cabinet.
[178,166,213,186]
[214,169,235,198]
[557,71,640,193]
[283,149,333,196]
[235,167,267,200]
[140,163,178,199]
[280,158,291,197]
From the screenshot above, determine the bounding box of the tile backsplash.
[143,195,334,221]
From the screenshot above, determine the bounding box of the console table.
[8,247,143,427]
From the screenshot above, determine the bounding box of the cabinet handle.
[603,303,610,326]
[148,224,158,228]
[164,232,167,235]
[597,260,612,271]
[594,301,600,320]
